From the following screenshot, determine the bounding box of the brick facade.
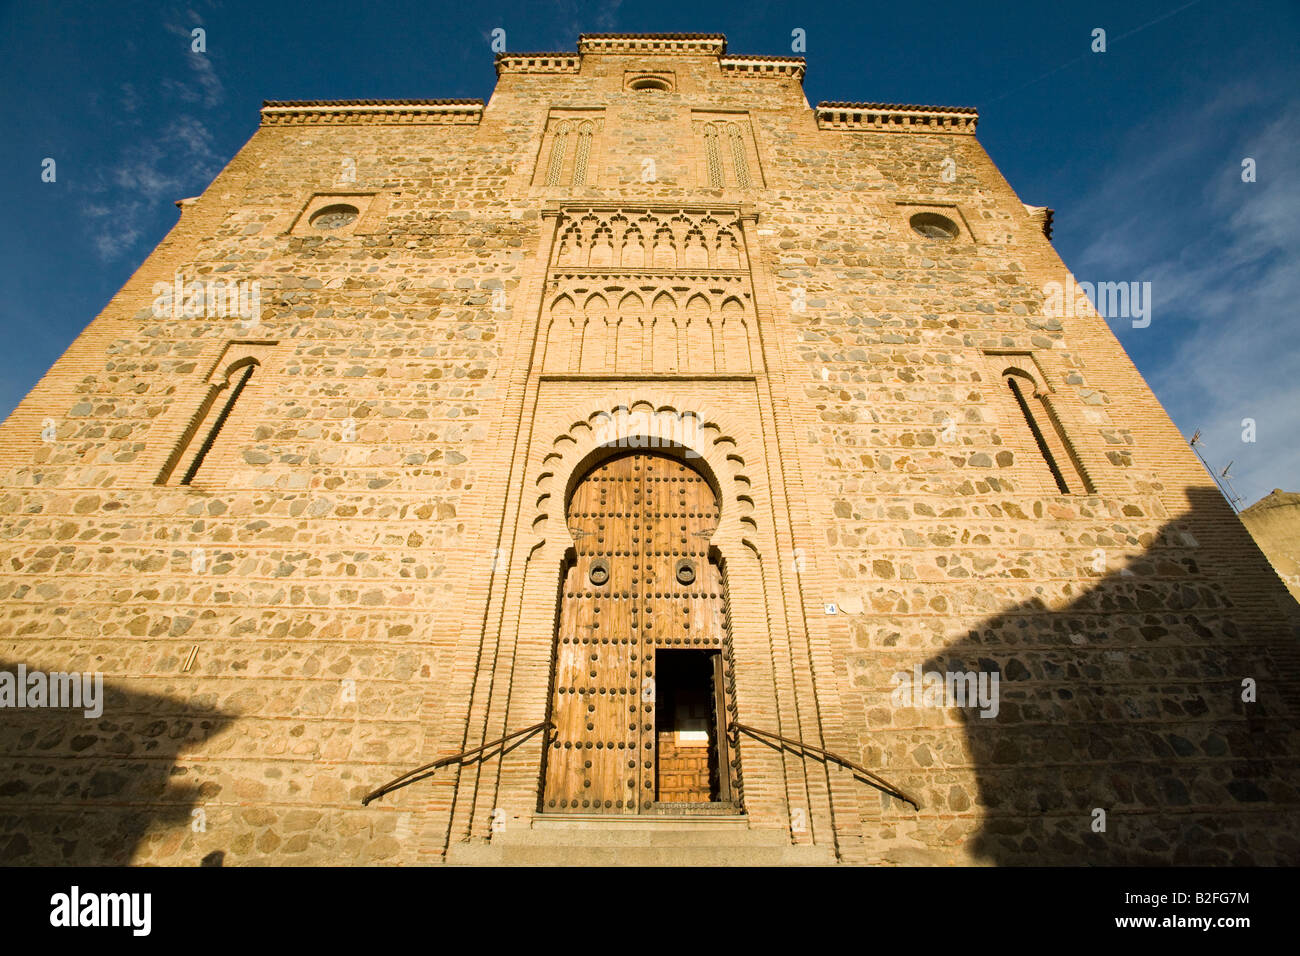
[1,33,1297,865]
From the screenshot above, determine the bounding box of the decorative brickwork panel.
[692,113,762,189]
[542,207,756,377]
[534,111,606,187]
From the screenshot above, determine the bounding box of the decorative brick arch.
[528,398,761,559]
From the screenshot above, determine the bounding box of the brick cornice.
[720,56,806,79]
[259,99,484,126]
[815,101,978,134]
[578,33,727,55]
[494,53,581,74]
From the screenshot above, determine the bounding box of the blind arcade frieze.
[540,206,759,377]
[548,207,752,273]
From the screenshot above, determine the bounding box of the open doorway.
[655,649,729,805]
[541,450,740,814]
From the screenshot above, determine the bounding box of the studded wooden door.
[542,450,733,814]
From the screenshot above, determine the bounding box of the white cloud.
[164,9,224,107]
[78,8,225,265]
[1068,86,1300,506]
[81,115,221,262]
[188,48,224,107]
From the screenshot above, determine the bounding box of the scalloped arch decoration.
[529,400,757,551]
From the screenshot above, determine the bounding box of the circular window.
[309,203,360,230]
[628,76,671,92]
[588,559,610,587]
[909,212,959,240]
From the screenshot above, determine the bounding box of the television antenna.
[1188,429,1243,513]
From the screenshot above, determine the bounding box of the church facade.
[2,33,1297,866]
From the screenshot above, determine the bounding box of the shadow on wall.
[921,485,1300,865]
[0,663,233,865]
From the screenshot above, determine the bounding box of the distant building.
[1,33,1298,866]
[1240,490,1300,604]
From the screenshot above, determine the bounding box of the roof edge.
[815,101,980,134]
[262,98,484,108]
[817,101,978,115]
[259,99,484,126]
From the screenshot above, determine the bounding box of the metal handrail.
[732,722,922,811]
[361,720,553,806]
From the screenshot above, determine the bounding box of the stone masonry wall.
[0,35,1297,865]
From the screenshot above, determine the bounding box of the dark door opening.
[655,649,729,805]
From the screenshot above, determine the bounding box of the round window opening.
[310,203,360,230]
[909,212,959,240]
[629,76,671,92]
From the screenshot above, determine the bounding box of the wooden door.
[542,451,730,813]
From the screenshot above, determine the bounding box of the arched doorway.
[541,449,739,814]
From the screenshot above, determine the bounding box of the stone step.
[494,825,792,847]
[447,841,836,866]
[449,843,835,866]
[530,811,752,831]
[445,813,838,866]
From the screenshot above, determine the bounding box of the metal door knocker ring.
[675,559,696,585]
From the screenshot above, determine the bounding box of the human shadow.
[0,661,233,865]
[922,485,1300,865]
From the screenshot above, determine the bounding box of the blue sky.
[1,0,1296,506]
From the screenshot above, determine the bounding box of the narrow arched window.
[704,125,723,188]
[1006,373,1070,493]
[157,357,260,486]
[545,121,570,186]
[181,361,256,484]
[573,122,593,185]
[726,123,751,189]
